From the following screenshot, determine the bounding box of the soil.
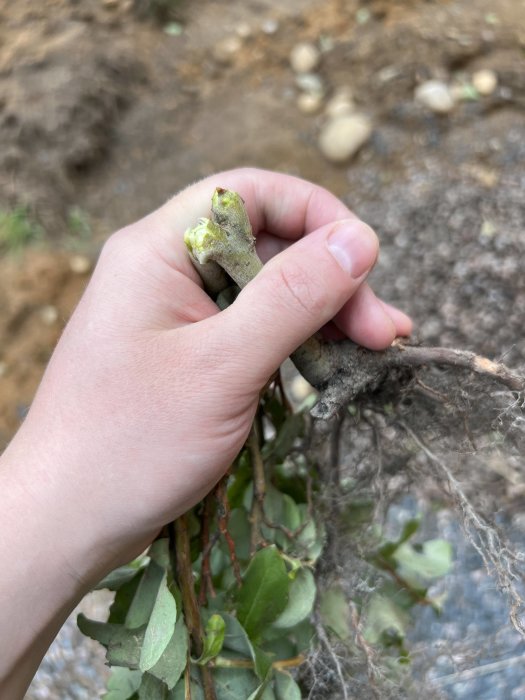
[1,0,524,697]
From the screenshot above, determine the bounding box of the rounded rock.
[415,80,455,114]
[297,92,323,114]
[472,69,498,96]
[69,254,92,275]
[318,114,372,163]
[295,72,325,96]
[212,36,242,65]
[39,305,59,326]
[325,87,356,117]
[289,42,321,74]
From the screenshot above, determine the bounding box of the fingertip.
[379,301,413,337]
[334,283,398,350]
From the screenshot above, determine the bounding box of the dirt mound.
[0,5,145,231]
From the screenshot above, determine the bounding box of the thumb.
[215,218,380,386]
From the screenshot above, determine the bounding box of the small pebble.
[289,42,321,74]
[261,18,279,35]
[290,375,314,402]
[69,255,92,274]
[297,92,323,114]
[415,80,455,114]
[212,36,242,65]
[324,87,355,117]
[295,72,325,96]
[318,114,372,163]
[472,69,498,96]
[39,305,59,326]
[235,22,252,39]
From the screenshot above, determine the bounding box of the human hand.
[4,168,412,582]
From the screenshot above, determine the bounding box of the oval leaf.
[273,568,316,630]
[237,546,290,642]
[139,573,177,672]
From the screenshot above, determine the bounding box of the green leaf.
[393,539,453,582]
[148,538,171,569]
[237,546,290,642]
[273,568,316,630]
[247,681,276,700]
[318,587,351,640]
[263,413,304,461]
[139,572,178,672]
[296,506,324,562]
[221,613,255,657]
[252,646,273,682]
[96,560,148,591]
[77,614,122,646]
[213,668,260,700]
[274,671,301,700]
[148,615,188,689]
[364,594,410,645]
[126,560,165,629]
[170,675,205,700]
[197,614,226,665]
[109,570,145,624]
[138,673,169,699]
[107,627,146,668]
[103,667,142,700]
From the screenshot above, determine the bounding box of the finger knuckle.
[276,262,326,320]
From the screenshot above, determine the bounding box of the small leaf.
[107,627,146,668]
[237,546,290,642]
[138,673,169,699]
[126,560,165,629]
[273,568,316,629]
[103,667,142,700]
[213,668,260,700]
[77,615,122,646]
[393,539,453,582]
[319,587,351,640]
[109,571,145,624]
[364,594,409,645]
[148,615,188,689]
[247,681,275,700]
[139,572,178,672]
[148,538,171,569]
[197,614,226,665]
[96,560,148,591]
[274,671,301,700]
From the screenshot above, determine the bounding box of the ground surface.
[1,0,524,697]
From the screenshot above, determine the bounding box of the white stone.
[289,42,320,74]
[472,69,498,96]
[212,36,242,65]
[295,72,324,96]
[39,305,59,326]
[325,88,356,117]
[235,22,252,39]
[415,80,455,114]
[69,254,92,274]
[297,92,323,114]
[318,114,372,163]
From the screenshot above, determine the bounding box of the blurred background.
[1,0,524,697]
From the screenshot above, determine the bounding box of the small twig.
[433,652,525,686]
[314,614,349,700]
[199,493,216,605]
[215,475,242,587]
[247,421,266,554]
[175,515,217,700]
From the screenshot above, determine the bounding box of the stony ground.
[1,0,524,697]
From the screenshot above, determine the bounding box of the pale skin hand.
[0,168,411,697]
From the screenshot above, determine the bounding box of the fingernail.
[326,220,378,278]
